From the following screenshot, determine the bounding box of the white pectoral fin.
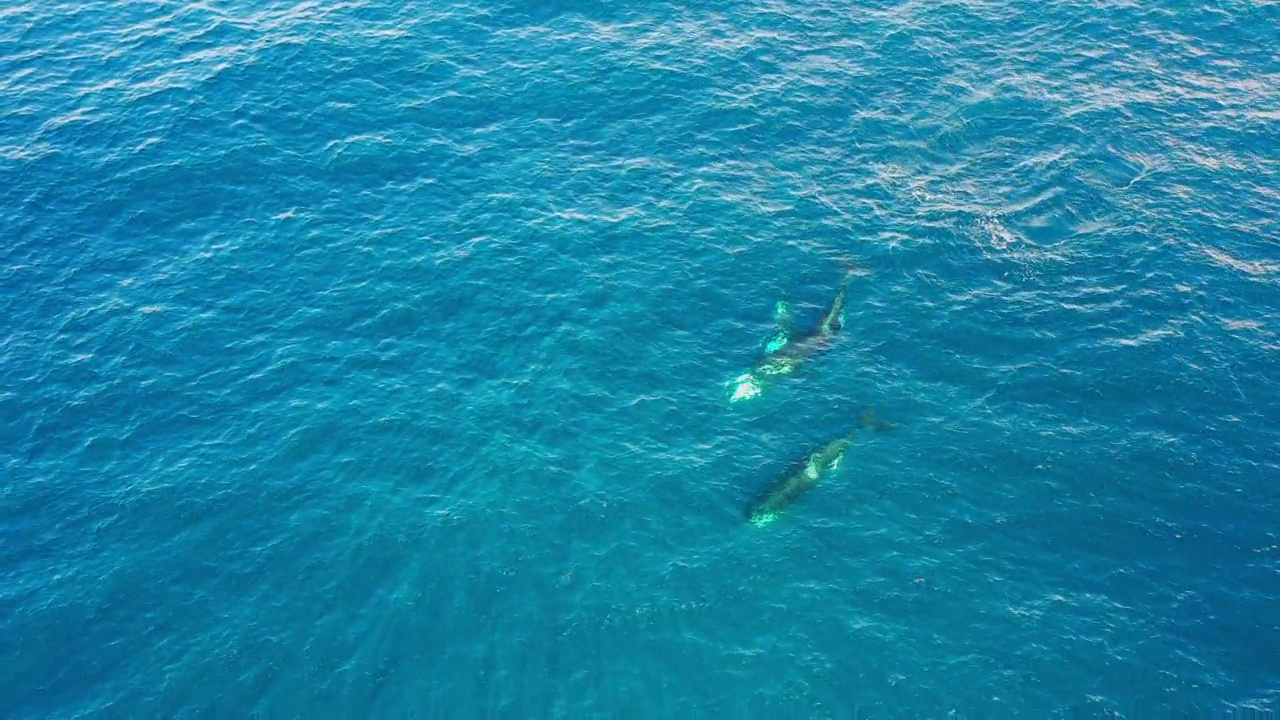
[766,300,792,351]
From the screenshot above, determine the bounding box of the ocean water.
[3,0,1279,716]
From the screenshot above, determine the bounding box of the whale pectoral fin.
[774,299,792,328]
[765,300,792,352]
[764,331,789,353]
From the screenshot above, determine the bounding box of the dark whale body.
[747,412,890,526]
[748,436,852,526]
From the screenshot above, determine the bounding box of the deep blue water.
[3,0,1279,716]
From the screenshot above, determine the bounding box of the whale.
[729,269,858,403]
[747,436,852,527]
[747,411,889,527]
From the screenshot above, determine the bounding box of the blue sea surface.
[3,0,1279,716]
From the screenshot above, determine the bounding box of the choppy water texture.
[4,0,1280,716]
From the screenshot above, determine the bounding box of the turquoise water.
[4,0,1279,715]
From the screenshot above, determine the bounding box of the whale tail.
[836,255,870,279]
[859,407,893,433]
[819,270,849,335]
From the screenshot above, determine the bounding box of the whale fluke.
[860,407,893,432]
